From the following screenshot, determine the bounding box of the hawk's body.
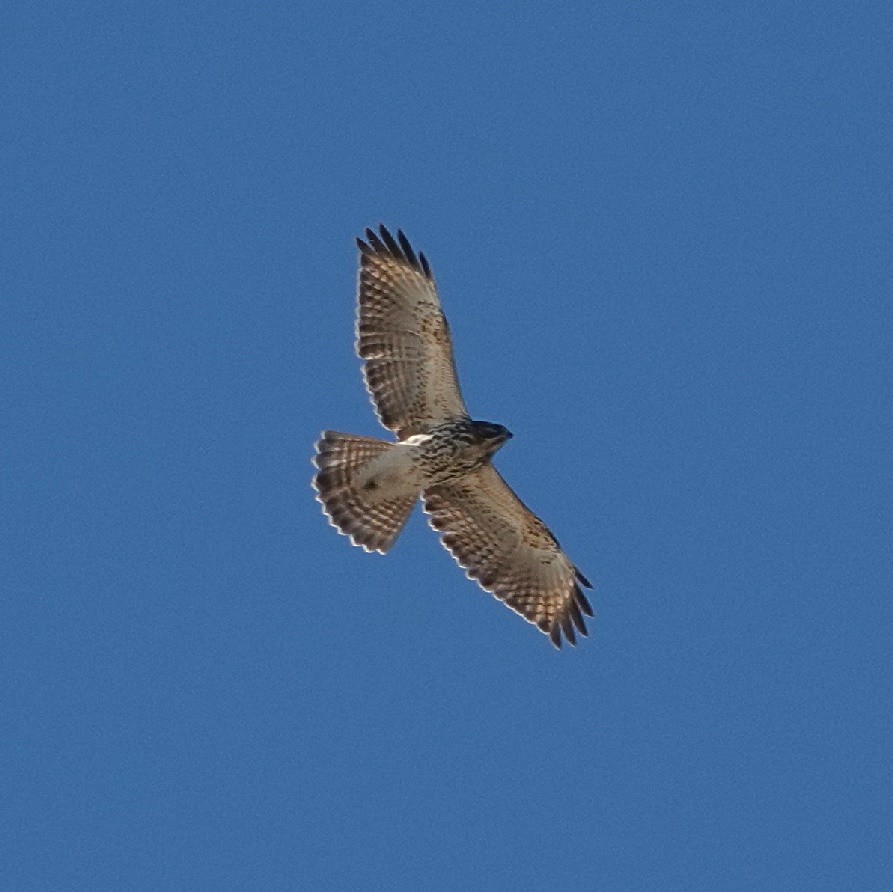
[313,226,593,647]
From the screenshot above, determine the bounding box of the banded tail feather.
[312,431,417,553]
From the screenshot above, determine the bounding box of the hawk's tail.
[312,431,417,554]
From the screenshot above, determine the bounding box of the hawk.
[313,226,593,648]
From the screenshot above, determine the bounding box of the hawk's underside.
[313,226,593,648]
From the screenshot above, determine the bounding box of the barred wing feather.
[423,464,593,648]
[356,226,469,439]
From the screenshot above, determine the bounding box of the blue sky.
[3,2,891,889]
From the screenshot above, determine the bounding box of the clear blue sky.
[4,2,891,889]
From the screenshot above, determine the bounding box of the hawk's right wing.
[423,463,593,648]
[356,226,469,439]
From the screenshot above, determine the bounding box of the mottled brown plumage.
[356,227,467,439]
[313,225,593,648]
[314,431,417,553]
[423,465,593,648]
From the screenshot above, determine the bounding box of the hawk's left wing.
[423,464,593,648]
[356,226,469,439]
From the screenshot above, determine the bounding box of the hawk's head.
[471,421,513,455]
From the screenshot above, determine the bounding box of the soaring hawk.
[313,226,593,647]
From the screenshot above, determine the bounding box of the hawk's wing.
[356,226,469,439]
[423,464,593,648]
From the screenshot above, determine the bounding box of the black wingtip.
[356,225,431,279]
[397,229,418,267]
[569,599,588,636]
[575,585,594,618]
[575,567,593,588]
[378,225,401,256]
[560,614,577,647]
[549,624,563,649]
[365,226,385,251]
